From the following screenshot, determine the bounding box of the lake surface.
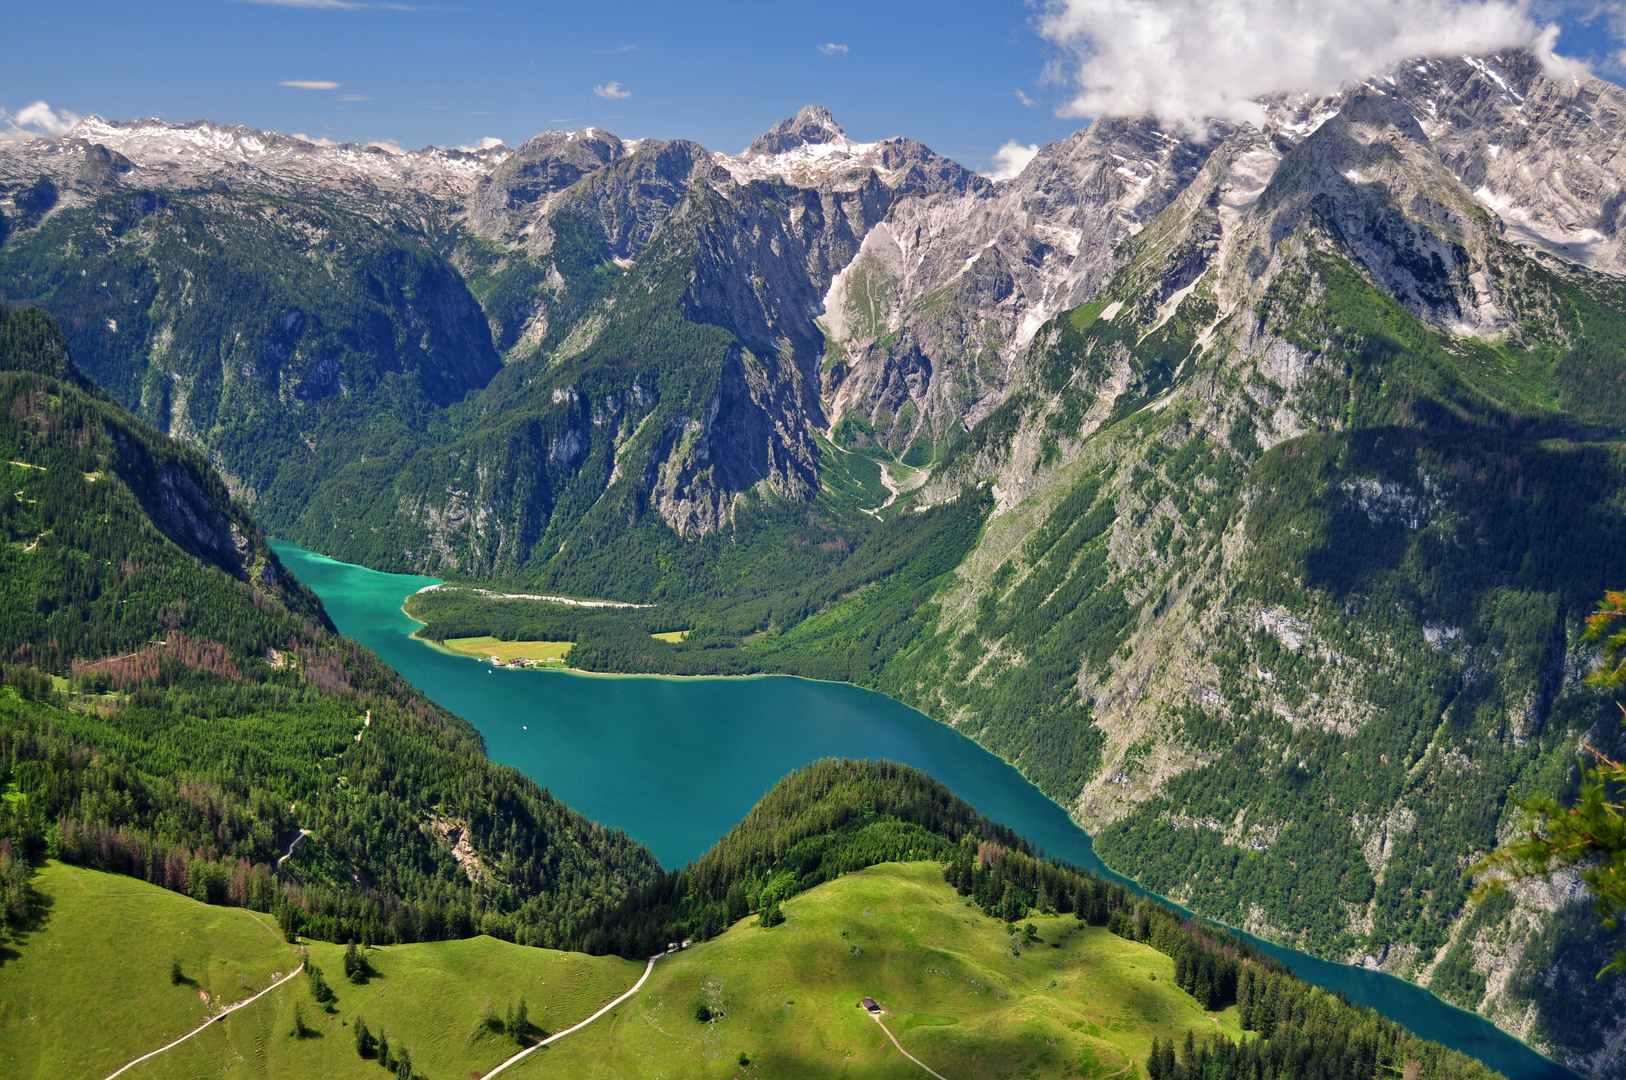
[272,540,1579,1080]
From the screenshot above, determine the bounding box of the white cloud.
[14,101,80,135]
[594,80,632,100]
[336,93,372,101]
[0,100,81,142]
[1038,0,1552,133]
[456,137,504,151]
[818,42,850,55]
[1015,88,1039,107]
[281,80,340,90]
[985,139,1040,181]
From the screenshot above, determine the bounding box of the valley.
[2,34,1626,1080]
[275,537,1575,1080]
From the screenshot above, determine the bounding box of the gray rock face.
[109,427,254,580]
[5,54,1626,551]
[1393,52,1626,273]
[0,116,509,215]
[820,115,1220,451]
[554,139,715,259]
[746,104,847,156]
[1242,89,1508,335]
[468,128,624,236]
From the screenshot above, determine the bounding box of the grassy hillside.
[151,935,638,1080]
[528,862,1227,1079]
[0,859,1495,1080]
[527,861,1477,1080]
[0,861,297,1079]
[0,861,640,1080]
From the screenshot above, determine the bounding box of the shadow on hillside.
[0,869,55,967]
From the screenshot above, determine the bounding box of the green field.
[439,636,575,663]
[650,630,690,643]
[0,862,296,1079]
[516,862,1240,1079]
[0,862,640,1080]
[1,860,1235,1080]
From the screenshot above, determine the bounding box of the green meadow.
[517,861,1241,1079]
[1,860,1238,1080]
[0,862,640,1080]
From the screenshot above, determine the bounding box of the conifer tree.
[1147,1038,1167,1080]
[307,961,334,1004]
[1477,588,1626,973]
[514,997,529,1042]
[1000,882,1019,924]
[354,1015,375,1058]
[394,1044,412,1080]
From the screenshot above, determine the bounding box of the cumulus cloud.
[456,136,505,151]
[819,42,850,55]
[985,139,1041,181]
[594,80,632,99]
[0,100,81,142]
[281,80,340,90]
[1038,0,1551,132]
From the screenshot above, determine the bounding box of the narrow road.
[481,953,661,1079]
[871,1012,951,1080]
[276,829,311,871]
[103,963,305,1080]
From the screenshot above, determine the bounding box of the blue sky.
[0,0,1074,168]
[2,1,1624,173]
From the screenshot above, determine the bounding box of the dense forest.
[0,305,658,951]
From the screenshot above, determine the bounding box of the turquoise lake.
[272,540,1580,1080]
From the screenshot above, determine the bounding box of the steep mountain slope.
[875,80,1626,1075]
[0,188,502,535]
[5,48,1626,1073]
[0,305,657,950]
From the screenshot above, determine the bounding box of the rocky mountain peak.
[745,105,848,156]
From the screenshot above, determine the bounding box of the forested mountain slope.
[5,46,1626,1075]
[398,68,1626,1076]
[0,305,658,952]
[888,85,1626,1074]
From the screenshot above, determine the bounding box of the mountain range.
[5,45,1626,1075]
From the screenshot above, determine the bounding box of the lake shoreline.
[275,539,1580,1080]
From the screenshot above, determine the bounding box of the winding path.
[101,924,659,1079]
[275,829,311,871]
[481,954,660,1079]
[871,1011,951,1080]
[102,964,306,1080]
